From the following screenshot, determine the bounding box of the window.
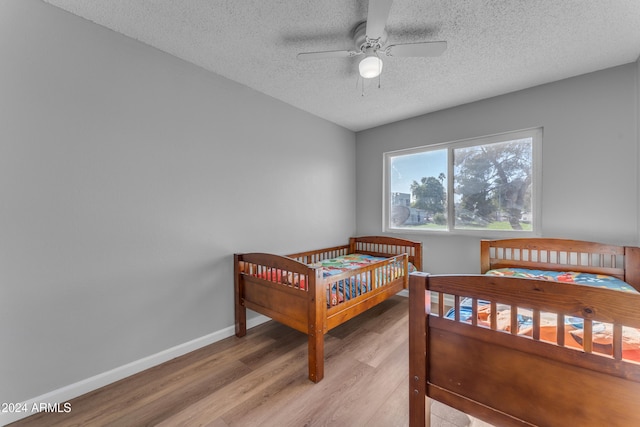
[384,128,541,235]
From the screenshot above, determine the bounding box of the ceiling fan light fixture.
[359,51,383,79]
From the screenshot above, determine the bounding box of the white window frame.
[383,128,542,237]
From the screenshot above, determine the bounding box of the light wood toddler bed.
[235,236,422,382]
[409,238,640,426]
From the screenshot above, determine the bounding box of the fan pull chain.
[356,75,365,97]
[377,52,382,88]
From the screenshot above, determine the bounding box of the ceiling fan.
[297,0,447,79]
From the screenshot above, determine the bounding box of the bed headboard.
[480,238,640,292]
[349,236,423,271]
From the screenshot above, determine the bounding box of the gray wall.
[356,62,639,274]
[1,0,355,404]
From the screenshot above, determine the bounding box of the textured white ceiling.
[43,0,640,131]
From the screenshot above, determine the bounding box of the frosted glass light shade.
[359,55,383,78]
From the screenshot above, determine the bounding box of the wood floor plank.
[11,296,474,427]
[154,340,312,426]
[361,296,408,334]
[327,339,408,426]
[234,334,377,426]
[14,331,277,427]
[369,378,410,427]
[355,311,408,368]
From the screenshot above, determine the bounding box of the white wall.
[0,0,355,407]
[356,63,639,274]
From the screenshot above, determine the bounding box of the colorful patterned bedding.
[485,267,637,293]
[256,254,416,307]
[446,268,640,362]
[310,254,416,306]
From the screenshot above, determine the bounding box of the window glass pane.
[453,138,532,231]
[389,149,447,230]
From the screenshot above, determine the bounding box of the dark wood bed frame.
[235,235,422,382]
[409,238,640,426]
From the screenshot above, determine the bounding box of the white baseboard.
[1,315,270,426]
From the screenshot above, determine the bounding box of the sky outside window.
[390,149,447,194]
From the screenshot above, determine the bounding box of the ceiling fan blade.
[297,50,360,61]
[366,0,393,39]
[385,41,447,57]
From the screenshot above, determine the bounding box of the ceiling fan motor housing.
[354,21,387,53]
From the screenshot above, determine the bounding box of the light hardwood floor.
[10,296,484,427]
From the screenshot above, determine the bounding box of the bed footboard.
[409,272,640,427]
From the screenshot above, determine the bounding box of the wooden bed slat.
[490,301,497,331]
[556,313,565,347]
[532,309,540,340]
[583,319,593,353]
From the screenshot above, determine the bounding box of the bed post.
[348,236,356,253]
[234,254,247,337]
[480,240,491,273]
[414,243,423,272]
[307,267,326,382]
[403,254,410,288]
[409,272,430,427]
[625,246,640,292]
